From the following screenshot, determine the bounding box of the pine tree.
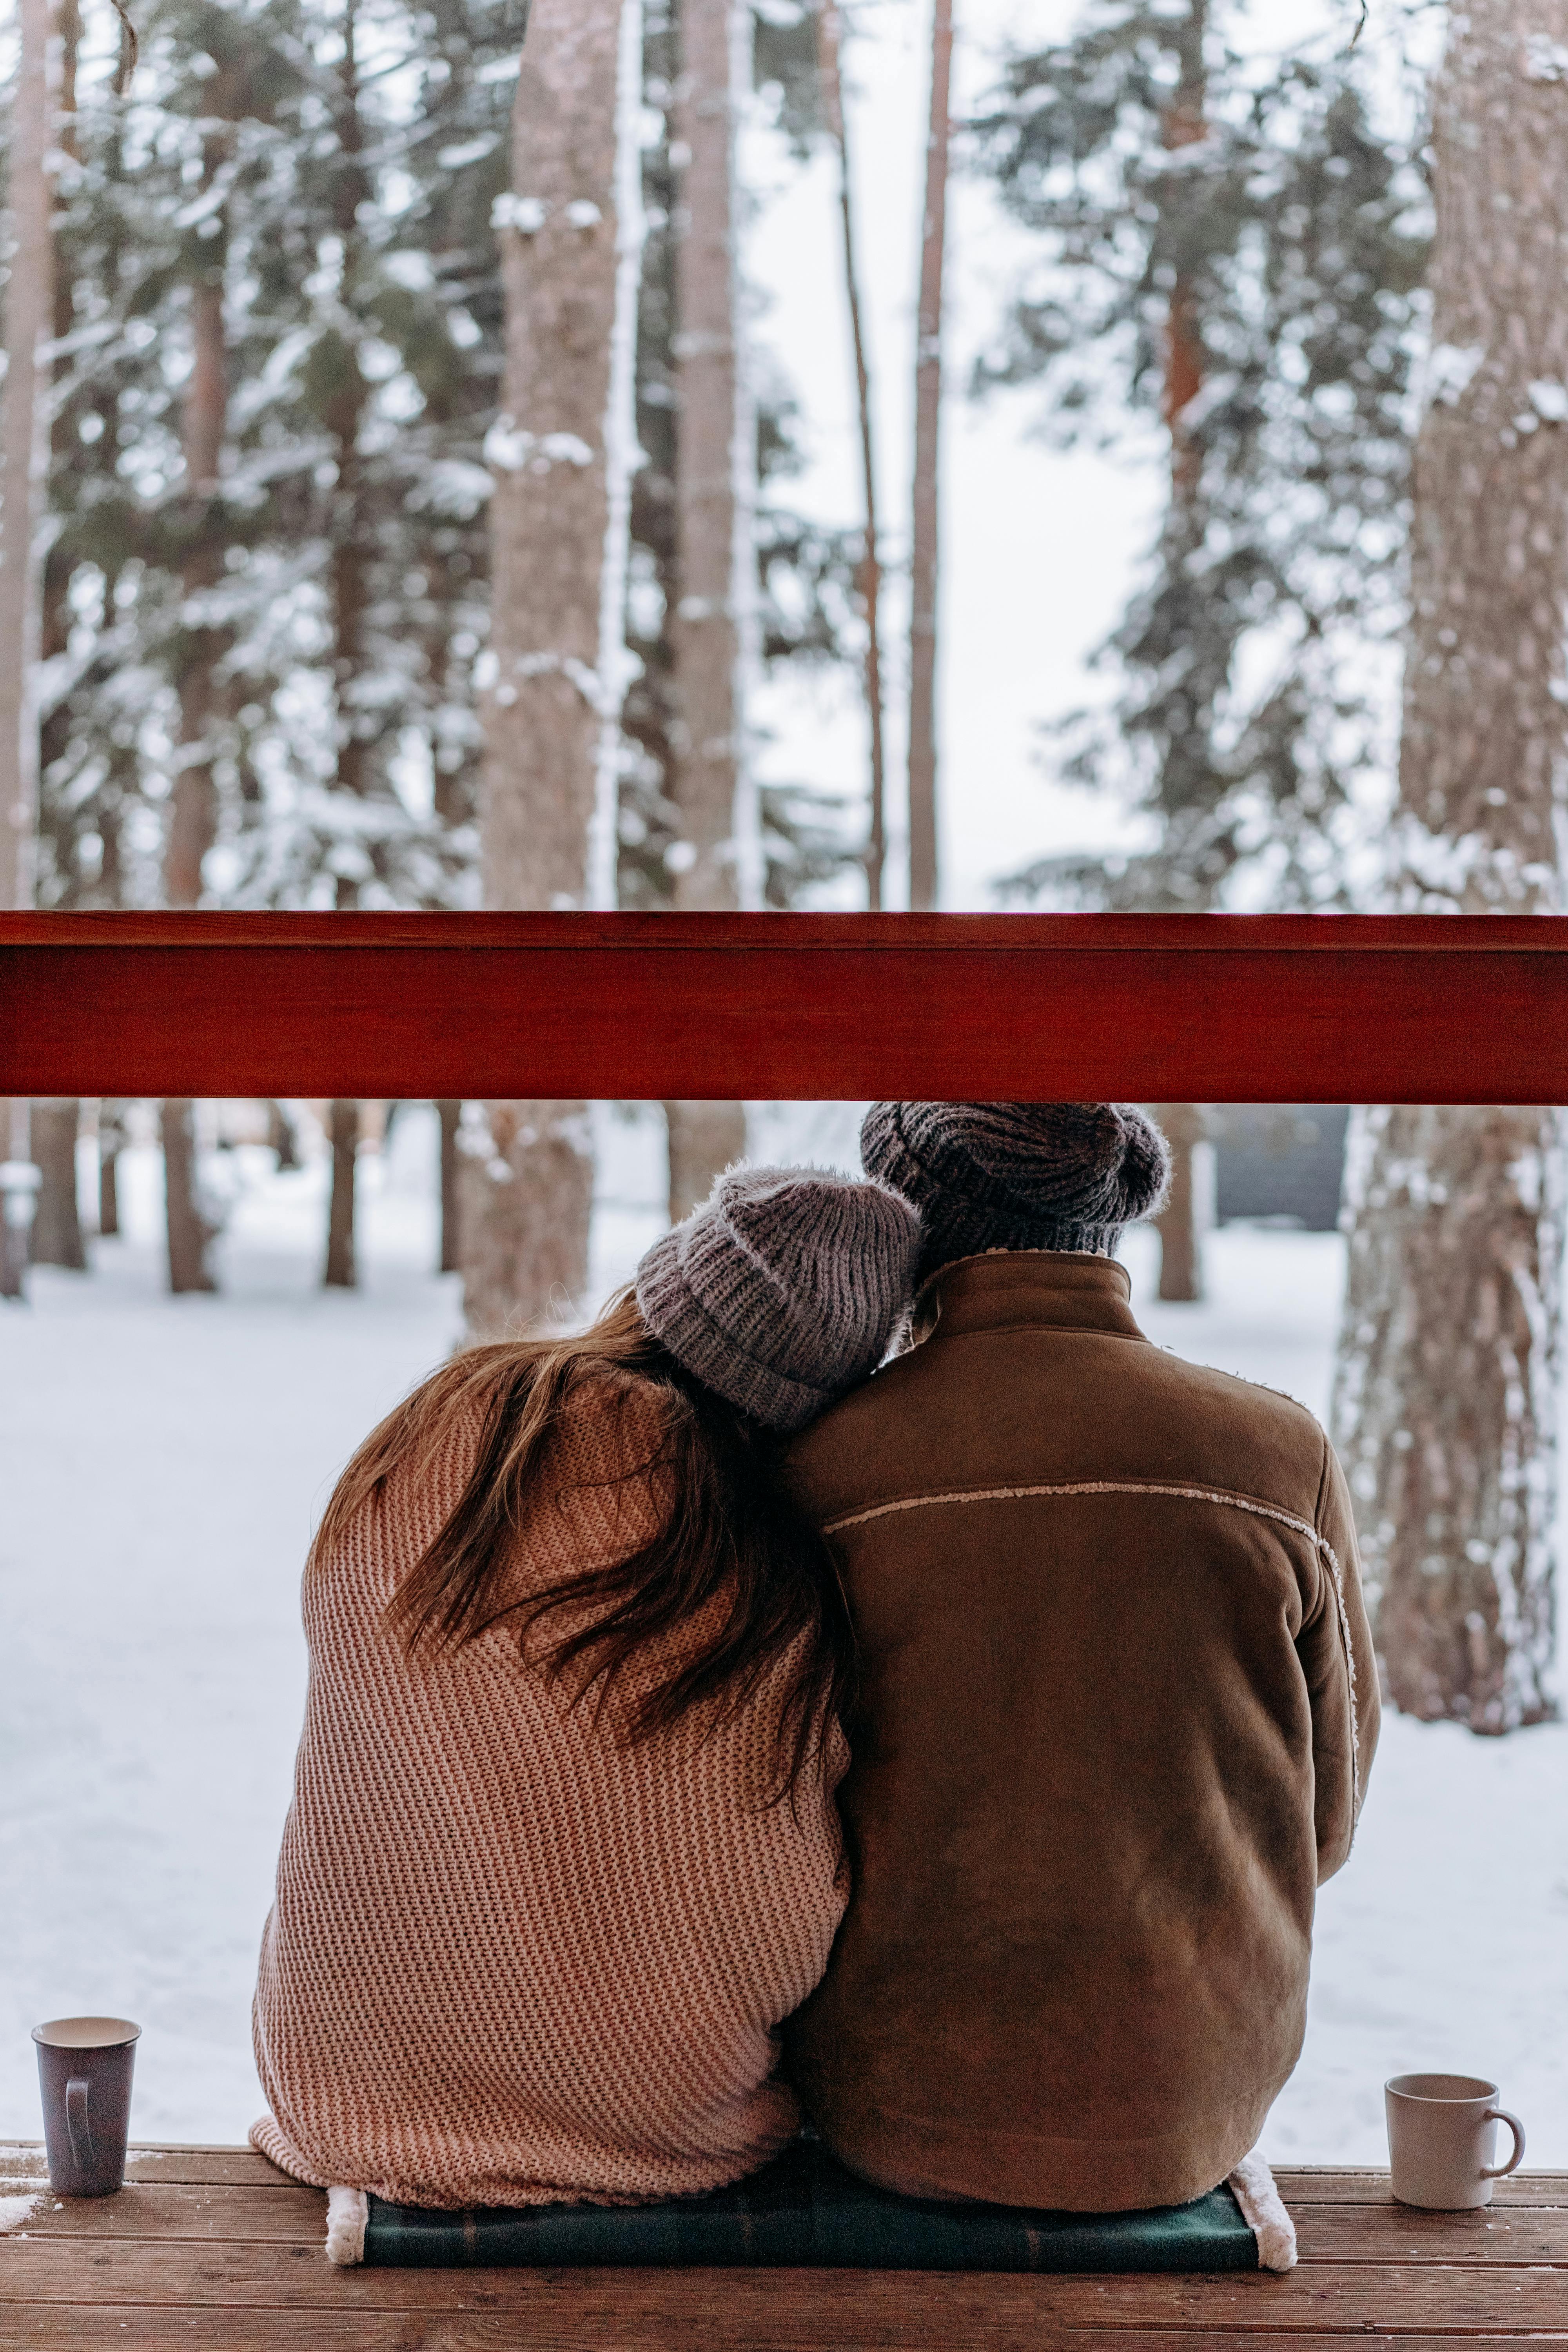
[978,7,1426,913]
[1330,0,1568,1733]
[976,0,1425,1296]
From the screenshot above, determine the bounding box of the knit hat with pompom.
[634,1164,921,1432]
[860,1102,1171,1287]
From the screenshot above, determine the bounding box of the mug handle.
[1481,2109,1526,2179]
[65,2077,94,2169]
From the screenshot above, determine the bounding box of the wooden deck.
[2,2143,1565,2348]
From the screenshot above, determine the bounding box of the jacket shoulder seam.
[822,1478,1319,1541]
[820,1474,1365,1843]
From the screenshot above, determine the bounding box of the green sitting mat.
[362,2135,1260,2270]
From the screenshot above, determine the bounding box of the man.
[786,1102,1378,2213]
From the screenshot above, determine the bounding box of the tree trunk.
[466,0,631,1337]
[815,2,886,911]
[907,0,952,915]
[324,1099,358,1289]
[458,1098,594,1338]
[266,1100,300,1171]
[1145,4,1209,1303]
[36,0,81,891]
[671,0,744,915]
[162,1100,215,1295]
[1330,0,1568,1732]
[0,0,54,913]
[169,110,233,911]
[309,20,374,1286]
[436,1098,461,1273]
[588,0,649,908]
[159,125,233,1298]
[664,1099,746,1223]
[665,0,749,1223]
[98,1100,127,1236]
[28,1099,85,1269]
[1149,1103,1204,1303]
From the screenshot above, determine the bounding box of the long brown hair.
[310,1290,856,1800]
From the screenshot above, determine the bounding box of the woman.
[251,1165,919,2213]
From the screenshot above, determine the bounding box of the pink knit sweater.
[251,1374,848,2209]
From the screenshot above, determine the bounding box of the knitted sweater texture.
[251,1374,848,2209]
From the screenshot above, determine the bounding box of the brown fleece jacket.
[783,1251,1379,2214]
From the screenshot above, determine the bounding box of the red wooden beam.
[1,910,1563,1102]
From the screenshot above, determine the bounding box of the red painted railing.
[0,910,1560,1101]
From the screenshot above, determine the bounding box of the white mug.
[1385,2073,1526,2210]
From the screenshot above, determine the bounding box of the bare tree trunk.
[28,1099,85,1268]
[324,1100,358,1289]
[1145,2,1209,1304]
[1149,1102,1204,1303]
[466,0,633,1336]
[815,2,886,910]
[265,1100,300,1171]
[459,1099,594,1337]
[907,0,951,915]
[436,1099,461,1273]
[166,277,228,907]
[162,1100,215,1295]
[36,0,80,893]
[664,0,749,1222]
[98,1099,127,1235]
[1331,0,1568,1733]
[159,122,234,1297]
[311,14,376,1290]
[664,1100,744,1222]
[0,0,54,914]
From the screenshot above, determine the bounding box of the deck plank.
[7,2142,1567,2202]
[15,2183,327,2240]
[1274,2170,1568,2208]
[4,2241,1568,2332]
[5,2327,1568,2352]
[1,2142,296,2189]
[7,2146,1568,2348]
[7,2181,1567,2267]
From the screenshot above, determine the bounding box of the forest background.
[4,0,1568,2152]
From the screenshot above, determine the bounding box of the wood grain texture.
[17,2184,327,2240]
[7,2143,1561,2201]
[8,2148,1568,2347]
[4,911,1568,1101]
[1,2143,297,2189]
[9,2180,1566,2267]
[5,2241,1568,2329]
[1272,2169,1568,2205]
[6,2327,1568,2352]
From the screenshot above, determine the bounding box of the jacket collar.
[910,1250,1147,1346]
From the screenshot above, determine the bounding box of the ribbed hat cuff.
[914,1218,1122,1285]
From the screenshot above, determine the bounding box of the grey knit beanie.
[860,1102,1171,1286]
[633,1164,922,1432]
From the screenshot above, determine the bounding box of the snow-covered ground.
[2,1106,1563,2165]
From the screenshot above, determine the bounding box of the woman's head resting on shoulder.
[634,1162,922,1432]
[319,1163,919,1799]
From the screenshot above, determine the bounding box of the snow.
[2,1111,1564,2166]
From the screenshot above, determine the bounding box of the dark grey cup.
[33,2016,141,2197]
